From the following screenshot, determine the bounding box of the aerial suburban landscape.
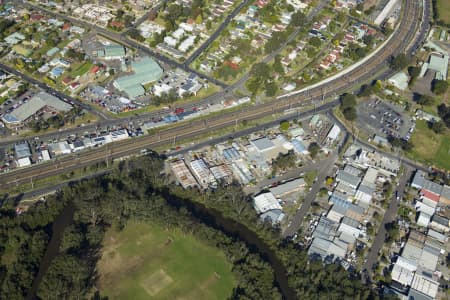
[0,0,449,299]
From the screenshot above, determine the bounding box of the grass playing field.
[436,0,450,25]
[407,120,450,171]
[97,222,236,300]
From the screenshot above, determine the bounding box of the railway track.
[0,0,425,192]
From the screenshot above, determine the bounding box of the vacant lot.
[97,222,235,300]
[407,120,450,170]
[436,0,450,25]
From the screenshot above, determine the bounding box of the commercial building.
[170,159,198,189]
[2,92,72,128]
[97,44,126,60]
[14,143,31,159]
[269,178,306,198]
[253,192,284,224]
[336,170,361,189]
[426,52,449,81]
[48,141,72,156]
[439,185,450,205]
[113,57,163,99]
[189,158,217,189]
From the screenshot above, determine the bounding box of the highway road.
[0,0,424,151]
[362,166,413,283]
[0,0,428,192]
[2,99,336,199]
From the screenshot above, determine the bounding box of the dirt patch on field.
[140,269,173,296]
[97,249,144,289]
[177,274,219,300]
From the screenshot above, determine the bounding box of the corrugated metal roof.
[10,92,72,122]
[114,57,163,98]
[250,137,275,152]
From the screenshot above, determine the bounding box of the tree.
[362,34,375,47]
[273,55,284,75]
[390,53,409,70]
[342,107,357,121]
[432,79,449,95]
[340,93,357,121]
[166,3,182,23]
[416,94,434,106]
[128,28,145,42]
[291,11,306,27]
[308,142,320,159]
[340,93,357,108]
[265,31,288,54]
[116,9,125,18]
[265,81,278,96]
[431,121,445,134]
[309,36,321,48]
[251,62,271,79]
[246,76,262,95]
[279,120,290,131]
[408,66,420,77]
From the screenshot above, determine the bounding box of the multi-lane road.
[0,0,429,193]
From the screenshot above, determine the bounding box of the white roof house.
[49,141,72,156]
[391,254,425,288]
[391,261,415,287]
[172,28,185,40]
[326,124,341,141]
[415,201,436,216]
[40,150,51,161]
[410,273,439,299]
[164,36,178,47]
[179,22,194,32]
[355,185,373,205]
[17,157,31,168]
[178,36,196,53]
[417,211,432,227]
[109,129,129,141]
[388,71,409,90]
[253,192,282,214]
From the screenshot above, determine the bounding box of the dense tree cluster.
[246,62,278,96]
[390,53,409,71]
[340,93,357,121]
[1,154,378,299]
[279,244,372,300]
[432,79,449,95]
[272,150,297,173]
[0,197,66,299]
[0,19,15,38]
[387,135,413,151]
[437,103,450,129]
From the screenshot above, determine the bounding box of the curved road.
[0,0,428,192]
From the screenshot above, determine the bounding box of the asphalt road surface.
[362,166,412,283]
[282,152,338,238]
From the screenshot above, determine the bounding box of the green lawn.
[436,0,450,25]
[97,222,235,300]
[70,61,93,77]
[407,120,450,171]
